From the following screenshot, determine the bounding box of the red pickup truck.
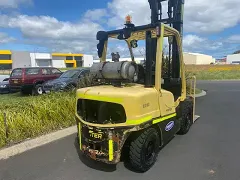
[9,67,62,95]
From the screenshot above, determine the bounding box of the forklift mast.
[148,0,184,37]
[96,0,185,86]
[147,0,184,80]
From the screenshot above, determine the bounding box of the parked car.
[9,67,62,95]
[0,78,10,94]
[43,68,90,93]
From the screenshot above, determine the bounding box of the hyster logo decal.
[89,131,103,139]
[165,121,174,131]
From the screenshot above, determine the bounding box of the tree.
[233,50,240,54]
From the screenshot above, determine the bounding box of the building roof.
[184,52,211,56]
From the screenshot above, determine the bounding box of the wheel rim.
[37,87,43,94]
[144,137,157,163]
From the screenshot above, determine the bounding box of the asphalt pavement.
[1,80,240,180]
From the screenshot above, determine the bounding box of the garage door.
[36,59,52,67]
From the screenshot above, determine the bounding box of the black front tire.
[177,100,193,135]
[129,128,160,172]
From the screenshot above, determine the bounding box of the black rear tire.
[177,100,193,135]
[129,128,160,172]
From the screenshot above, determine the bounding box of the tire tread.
[129,128,159,172]
[177,100,193,135]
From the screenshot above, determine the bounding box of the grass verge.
[186,65,240,80]
[187,70,240,80]
[0,92,76,148]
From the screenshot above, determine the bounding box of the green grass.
[196,70,240,80]
[0,92,76,148]
[187,70,240,80]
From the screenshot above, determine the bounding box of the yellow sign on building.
[0,50,12,69]
[52,53,84,68]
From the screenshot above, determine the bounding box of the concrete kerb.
[195,90,207,98]
[0,90,207,160]
[0,126,77,160]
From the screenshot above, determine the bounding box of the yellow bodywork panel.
[78,123,82,150]
[77,84,160,119]
[108,140,114,161]
[159,89,176,116]
[76,83,176,127]
[152,113,176,124]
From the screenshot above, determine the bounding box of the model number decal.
[165,121,174,131]
[166,107,172,112]
[143,103,150,108]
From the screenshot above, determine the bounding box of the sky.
[0,0,239,59]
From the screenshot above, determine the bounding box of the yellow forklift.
[75,0,199,172]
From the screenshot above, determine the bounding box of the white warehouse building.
[226,54,240,64]
[94,53,215,65]
[183,52,215,65]
[8,51,94,69]
[30,53,52,67]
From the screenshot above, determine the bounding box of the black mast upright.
[147,0,184,80]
